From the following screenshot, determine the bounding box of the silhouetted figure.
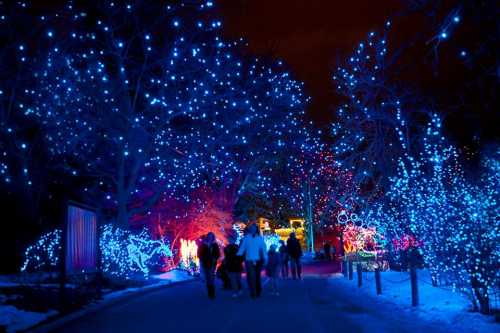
[237,223,267,298]
[287,232,303,279]
[198,232,220,299]
[266,245,280,295]
[278,240,289,278]
[324,242,331,261]
[224,234,243,297]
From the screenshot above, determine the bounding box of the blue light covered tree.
[20,0,311,226]
[364,114,499,313]
[333,11,499,313]
[0,2,41,188]
[331,23,423,200]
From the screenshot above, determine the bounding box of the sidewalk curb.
[25,278,197,333]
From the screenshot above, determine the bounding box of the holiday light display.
[179,238,199,274]
[145,187,234,253]
[100,225,173,278]
[232,223,244,245]
[4,0,497,316]
[337,210,362,227]
[365,116,499,313]
[331,17,499,312]
[22,225,172,278]
[18,0,311,228]
[264,145,355,252]
[341,224,383,255]
[391,234,422,252]
[275,218,307,248]
[21,230,61,272]
[336,210,384,256]
[263,234,281,250]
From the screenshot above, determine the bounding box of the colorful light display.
[179,238,199,274]
[391,234,422,252]
[342,224,383,255]
[3,0,497,316]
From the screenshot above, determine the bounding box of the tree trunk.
[472,279,490,314]
[116,154,129,227]
[116,196,129,227]
[305,179,314,253]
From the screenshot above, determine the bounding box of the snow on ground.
[152,269,194,283]
[331,269,498,333]
[0,269,194,332]
[103,269,194,300]
[0,305,57,333]
[0,282,78,289]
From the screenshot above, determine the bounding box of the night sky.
[219,0,499,148]
[219,0,403,123]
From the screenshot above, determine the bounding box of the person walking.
[237,223,267,298]
[287,232,303,280]
[224,234,243,298]
[324,241,331,261]
[266,244,280,295]
[278,240,289,278]
[197,232,220,299]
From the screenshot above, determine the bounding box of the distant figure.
[197,232,220,299]
[237,223,267,298]
[224,235,243,298]
[266,244,280,295]
[287,232,303,280]
[331,243,337,259]
[278,240,289,278]
[324,242,331,261]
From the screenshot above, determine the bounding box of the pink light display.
[392,234,423,251]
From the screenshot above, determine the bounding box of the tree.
[22,1,311,227]
[138,187,233,253]
[332,14,499,313]
[331,23,431,201]
[19,2,199,225]
[368,116,499,313]
[261,138,355,250]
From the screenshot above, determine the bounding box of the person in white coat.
[237,223,267,298]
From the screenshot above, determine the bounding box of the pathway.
[49,261,451,333]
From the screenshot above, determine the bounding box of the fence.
[342,258,500,315]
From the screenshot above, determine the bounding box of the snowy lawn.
[331,269,498,333]
[0,269,194,332]
[0,305,57,333]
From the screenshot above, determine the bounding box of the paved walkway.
[50,262,450,333]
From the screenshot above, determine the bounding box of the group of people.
[323,241,336,260]
[197,223,303,299]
